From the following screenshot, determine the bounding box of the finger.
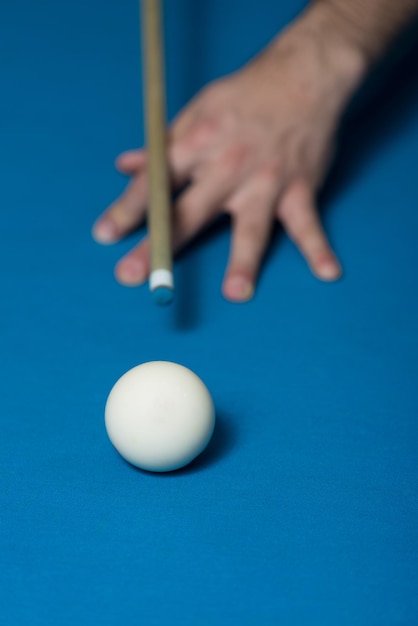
[116,113,198,182]
[94,116,208,246]
[115,150,147,175]
[278,181,341,281]
[169,99,199,143]
[115,238,150,286]
[115,133,197,192]
[170,178,227,251]
[92,173,148,244]
[222,177,279,302]
[169,114,224,182]
[114,162,236,285]
[114,138,193,206]
[114,175,221,286]
[114,119,207,194]
[171,144,247,245]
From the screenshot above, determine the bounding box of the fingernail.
[117,258,147,285]
[225,276,254,302]
[93,219,118,243]
[317,259,342,281]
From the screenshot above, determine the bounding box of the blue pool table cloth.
[1,1,417,624]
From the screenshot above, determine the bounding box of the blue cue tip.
[152,286,174,306]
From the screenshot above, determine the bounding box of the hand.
[93,9,364,302]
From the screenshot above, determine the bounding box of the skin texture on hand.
[93,6,366,302]
[315,0,418,62]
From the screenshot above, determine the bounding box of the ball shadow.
[125,410,239,478]
[180,409,238,474]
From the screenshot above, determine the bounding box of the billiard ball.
[105,361,215,472]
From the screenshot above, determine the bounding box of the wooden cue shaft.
[141,0,173,285]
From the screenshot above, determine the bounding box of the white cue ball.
[105,361,215,472]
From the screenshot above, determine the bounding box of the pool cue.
[141,0,174,305]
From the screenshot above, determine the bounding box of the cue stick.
[141,0,174,305]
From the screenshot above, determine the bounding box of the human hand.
[93,7,365,301]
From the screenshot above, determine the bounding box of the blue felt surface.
[1,1,418,625]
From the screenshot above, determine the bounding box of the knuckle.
[222,143,251,176]
[257,159,282,183]
[187,116,220,149]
